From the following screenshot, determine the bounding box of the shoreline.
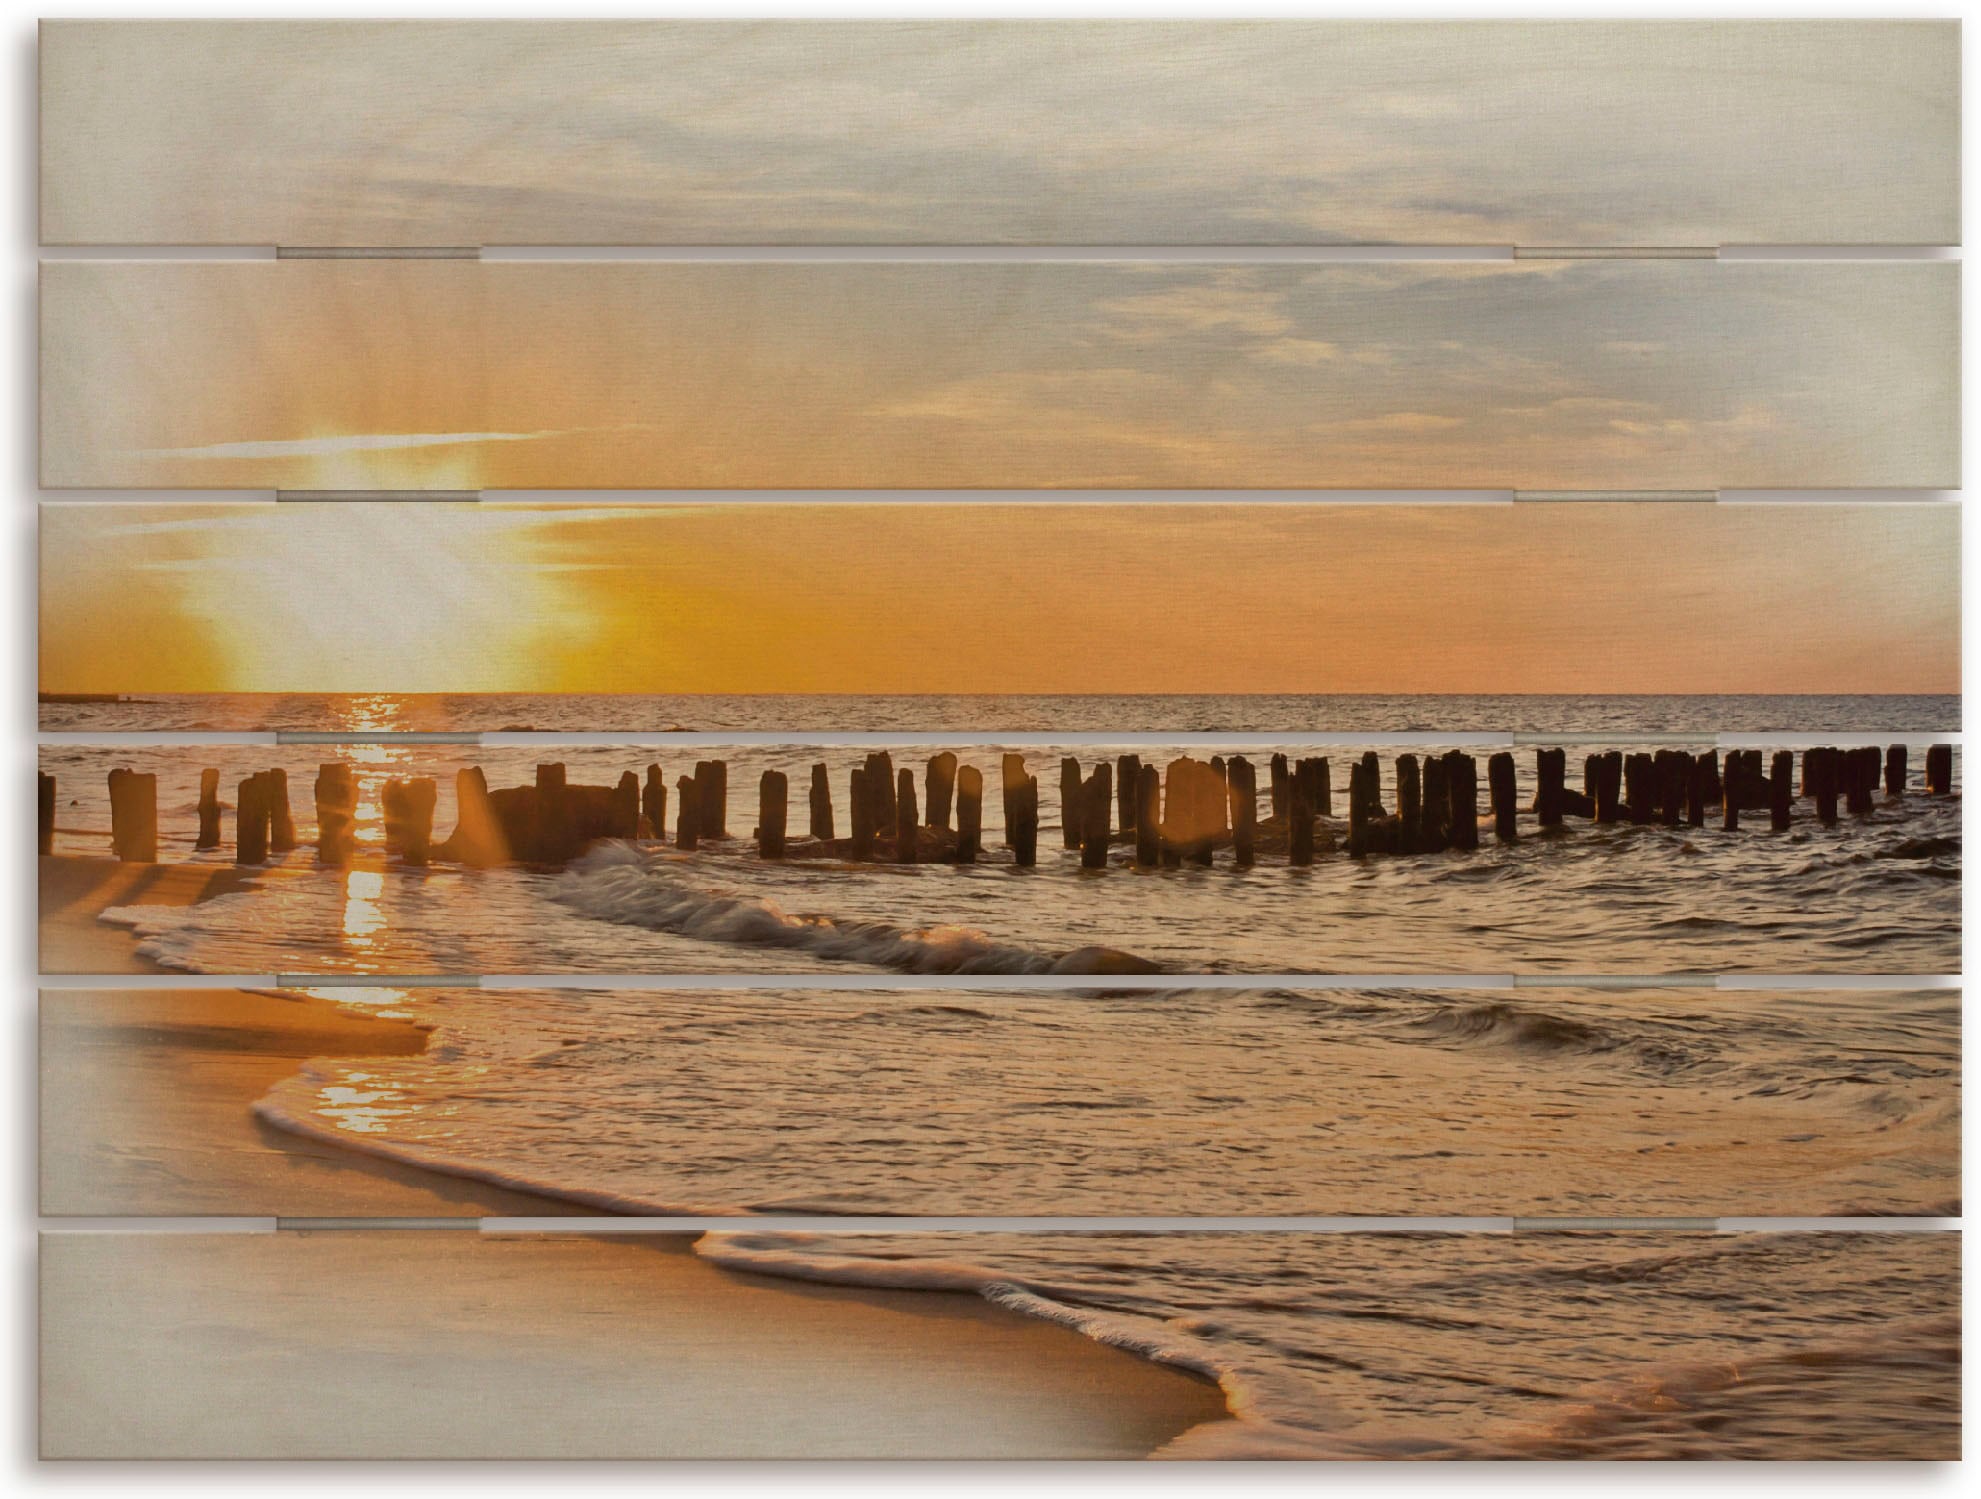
[40,981,1231,1456]
[38,853,270,974]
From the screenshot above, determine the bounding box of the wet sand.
[38,854,267,974]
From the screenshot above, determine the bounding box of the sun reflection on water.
[340,869,387,950]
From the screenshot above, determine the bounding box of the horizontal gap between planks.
[40,489,1963,506]
[34,1216,1958,1235]
[38,731,1964,749]
[35,245,1964,263]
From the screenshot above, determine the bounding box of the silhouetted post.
[1345,763,1371,858]
[848,768,872,860]
[1000,754,1025,832]
[1925,743,1953,796]
[610,771,640,840]
[1290,782,1315,866]
[1117,754,1141,832]
[1845,748,1876,816]
[536,763,572,862]
[1446,751,1479,851]
[926,752,957,831]
[1395,755,1422,853]
[1770,751,1794,831]
[1686,752,1713,828]
[196,767,222,849]
[448,767,504,866]
[1165,757,1216,866]
[1621,753,1655,825]
[1209,756,1230,835]
[235,772,268,865]
[107,768,158,863]
[1885,744,1908,798]
[315,764,357,865]
[266,769,297,853]
[1080,765,1111,870]
[1654,751,1686,827]
[895,768,919,864]
[1419,755,1450,852]
[809,764,833,841]
[643,764,667,840]
[759,770,788,859]
[1809,747,1840,825]
[37,772,54,856]
[675,776,700,851]
[1135,764,1162,868]
[1059,758,1083,850]
[1591,752,1622,825]
[1228,756,1257,868]
[1269,753,1289,821]
[1720,757,1740,831]
[402,778,436,865]
[1487,752,1516,842]
[1009,774,1039,867]
[955,766,983,864]
[693,759,729,838]
[1535,748,1565,827]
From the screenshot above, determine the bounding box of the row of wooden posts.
[43,743,1955,869]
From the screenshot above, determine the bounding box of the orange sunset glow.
[39,502,1959,697]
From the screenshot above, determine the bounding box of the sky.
[38,503,1959,697]
[41,261,1957,491]
[42,21,1956,245]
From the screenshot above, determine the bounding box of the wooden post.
[1487,751,1516,842]
[1769,751,1793,831]
[266,768,297,853]
[926,752,957,831]
[610,771,640,840]
[1290,781,1315,866]
[315,764,357,865]
[38,772,55,856]
[448,766,505,866]
[1344,763,1369,859]
[1000,754,1025,833]
[1135,764,1161,867]
[1686,752,1713,828]
[809,763,833,841]
[643,764,667,840]
[759,770,788,859]
[848,768,872,860]
[1209,756,1230,835]
[1809,747,1840,825]
[1653,751,1685,827]
[402,778,436,866]
[536,763,571,862]
[1621,753,1654,825]
[895,768,919,864]
[1395,755,1422,853]
[675,775,700,851]
[1925,743,1953,796]
[955,765,983,864]
[1535,748,1565,827]
[1845,747,1876,816]
[1720,756,1740,831]
[1010,774,1039,867]
[107,768,158,863]
[1080,765,1111,870]
[693,759,729,838]
[196,767,222,849]
[1116,754,1141,832]
[235,772,268,865]
[1059,758,1083,850]
[1591,751,1622,824]
[1419,755,1449,852]
[1228,755,1256,868]
[1446,751,1479,851]
[1269,753,1289,821]
[1885,744,1908,798]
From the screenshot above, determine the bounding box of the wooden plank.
[39,985,1958,1219]
[41,1230,1958,1458]
[40,261,1957,489]
[35,740,1961,976]
[40,21,1957,248]
[37,501,1960,721]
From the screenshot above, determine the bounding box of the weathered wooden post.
[1419,755,1449,852]
[848,768,872,860]
[643,764,667,840]
[1487,752,1517,842]
[1653,751,1685,827]
[1535,748,1565,827]
[448,766,504,866]
[107,768,158,863]
[1592,752,1623,825]
[1770,751,1794,831]
[1809,747,1840,825]
[1720,755,1740,831]
[955,765,983,863]
[1395,754,1422,853]
[1080,765,1111,870]
[895,768,919,864]
[610,771,640,840]
[196,767,222,849]
[1686,752,1713,828]
[266,769,297,853]
[926,752,957,831]
[809,763,833,841]
[1209,756,1230,835]
[1116,754,1141,832]
[402,778,437,866]
[1059,758,1083,850]
[1621,753,1654,825]
[315,764,357,865]
[1845,747,1876,816]
[235,772,268,865]
[1269,753,1289,821]
[1168,757,1215,867]
[1344,763,1370,859]
[536,763,572,862]
[759,770,788,859]
[37,772,54,856]
[1135,763,1161,868]
[1000,754,1025,832]
[693,759,729,838]
[1446,751,1479,851]
[1925,743,1953,796]
[1290,780,1315,866]
[1885,744,1908,798]
[1228,755,1257,868]
[1009,773,1039,867]
[675,775,700,851]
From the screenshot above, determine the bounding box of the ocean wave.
[551,843,1160,975]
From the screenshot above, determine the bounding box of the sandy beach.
[38,853,267,974]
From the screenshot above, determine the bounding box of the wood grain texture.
[40,21,1958,247]
[38,985,1958,1220]
[39,261,1959,490]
